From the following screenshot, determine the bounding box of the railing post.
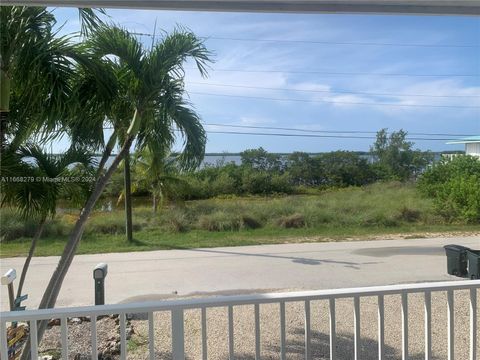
[424,291,432,360]
[304,300,311,360]
[60,317,68,360]
[120,313,127,360]
[470,288,477,360]
[329,298,336,360]
[401,292,408,360]
[377,295,385,360]
[280,301,286,360]
[201,308,208,360]
[254,304,261,360]
[91,315,98,360]
[148,311,155,360]
[228,305,234,360]
[1,320,8,360]
[354,296,360,360]
[172,308,185,360]
[447,290,454,360]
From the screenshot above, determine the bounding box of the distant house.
[446,136,480,158]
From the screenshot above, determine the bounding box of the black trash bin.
[467,250,480,279]
[443,244,470,277]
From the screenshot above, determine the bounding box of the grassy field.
[1,182,479,257]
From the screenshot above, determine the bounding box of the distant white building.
[446,136,480,158]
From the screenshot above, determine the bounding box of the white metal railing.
[1,280,479,360]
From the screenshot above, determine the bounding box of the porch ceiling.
[1,0,479,15]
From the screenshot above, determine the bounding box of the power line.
[131,32,477,49]
[189,91,480,109]
[194,68,478,78]
[204,123,475,137]
[188,81,480,99]
[206,130,453,141]
[104,125,472,138]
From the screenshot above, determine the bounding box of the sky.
[52,7,480,153]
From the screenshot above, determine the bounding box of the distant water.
[101,154,243,168]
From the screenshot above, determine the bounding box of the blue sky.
[53,8,479,153]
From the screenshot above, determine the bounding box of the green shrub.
[418,156,480,222]
[434,175,480,223]
[241,171,272,195]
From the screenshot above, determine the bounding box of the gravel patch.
[36,289,479,360]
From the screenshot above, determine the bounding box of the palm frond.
[87,25,144,79]
[148,27,212,81]
[78,8,106,36]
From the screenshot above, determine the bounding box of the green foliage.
[241,147,282,172]
[418,156,480,223]
[371,129,433,181]
[316,151,376,187]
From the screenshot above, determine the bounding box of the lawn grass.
[1,182,479,258]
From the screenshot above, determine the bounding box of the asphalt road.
[1,236,479,311]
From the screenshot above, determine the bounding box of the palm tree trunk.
[20,135,134,360]
[152,193,157,212]
[124,148,133,242]
[16,217,47,300]
[0,69,10,150]
[96,130,117,176]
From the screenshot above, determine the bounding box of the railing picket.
[280,301,286,360]
[424,291,432,360]
[30,319,38,360]
[1,321,8,360]
[255,303,261,360]
[119,313,127,360]
[304,300,311,360]
[61,317,68,360]
[91,315,97,360]
[402,292,408,360]
[470,288,477,360]
[354,296,360,360]
[201,307,208,360]
[329,298,336,360]
[172,309,185,360]
[228,305,234,360]
[378,295,385,360]
[447,290,454,360]
[148,311,155,360]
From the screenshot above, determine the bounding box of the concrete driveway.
[1,236,479,311]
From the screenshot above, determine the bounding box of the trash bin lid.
[444,244,471,251]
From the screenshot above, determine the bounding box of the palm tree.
[25,25,211,351]
[89,27,210,241]
[0,6,106,151]
[122,148,188,212]
[1,145,96,299]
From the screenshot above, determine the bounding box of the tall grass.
[0,182,451,243]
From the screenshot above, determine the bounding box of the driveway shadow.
[189,248,380,269]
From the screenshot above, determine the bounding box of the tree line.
[105,129,433,203]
